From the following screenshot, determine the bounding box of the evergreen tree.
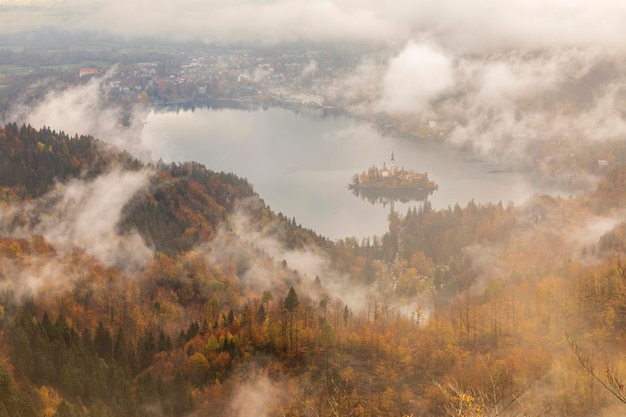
[55,313,72,347]
[93,322,113,362]
[138,331,155,370]
[81,328,93,353]
[0,365,14,400]
[285,286,299,313]
[285,287,299,355]
[42,311,57,342]
[158,329,172,353]
[256,304,266,326]
[113,328,127,363]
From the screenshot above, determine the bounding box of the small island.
[348,152,438,203]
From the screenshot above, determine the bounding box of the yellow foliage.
[340,366,355,385]
[185,352,210,385]
[7,241,21,258]
[38,385,62,417]
[130,305,147,335]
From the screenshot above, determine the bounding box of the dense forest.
[1,123,626,417]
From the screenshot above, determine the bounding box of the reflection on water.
[155,98,343,118]
[351,187,433,206]
[142,105,540,240]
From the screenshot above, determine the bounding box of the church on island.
[380,152,397,178]
[348,151,438,193]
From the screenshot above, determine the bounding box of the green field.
[0,61,116,75]
[0,46,25,53]
[40,61,112,71]
[0,65,33,75]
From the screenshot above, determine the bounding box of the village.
[74,47,360,109]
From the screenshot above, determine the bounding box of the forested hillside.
[0,123,141,197]
[1,124,626,417]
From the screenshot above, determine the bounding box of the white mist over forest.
[2,1,626,417]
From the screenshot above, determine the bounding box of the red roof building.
[79,68,100,78]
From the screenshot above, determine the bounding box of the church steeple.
[390,151,396,176]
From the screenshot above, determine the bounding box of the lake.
[141,104,537,240]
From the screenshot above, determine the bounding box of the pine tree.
[93,322,113,362]
[113,328,130,371]
[285,287,299,355]
[285,286,299,313]
[158,329,172,352]
[138,331,155,370]
[81,328,93,354]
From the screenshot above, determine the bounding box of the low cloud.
[230,209,329,281]
[227,375,283,417]
[204,197,333,296]
[1,169,153,271]
[444,48,626,150]
[377,41,454,115]
[0,255,69,300]
[6,2,626,174]
[334,43,626,171]
[11,70,151,160]
[6,1,626,54]
[329,57,384,112]
[300,59,318,78]
[200,197,379,313]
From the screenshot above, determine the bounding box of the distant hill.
[0,122,343,417]
[0,123,140,198]
[0,123,329,255]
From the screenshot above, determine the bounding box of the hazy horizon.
[3,0,626,167]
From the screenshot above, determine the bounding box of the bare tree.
[566,333,626,404]
[435,380,538,417]
[434,357,541,417]
[565,258,626,405]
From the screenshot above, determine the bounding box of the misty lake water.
[141,104,536,240]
